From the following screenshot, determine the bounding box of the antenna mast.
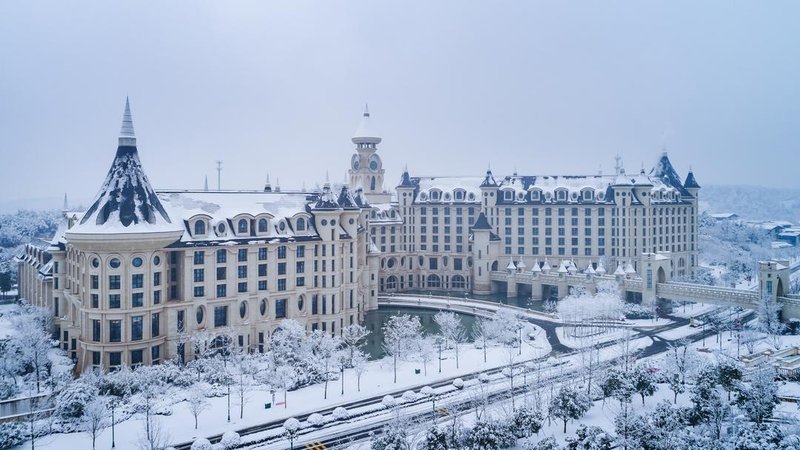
[216,160,223,190]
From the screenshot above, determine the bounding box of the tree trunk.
[563,419,567,433]
[393,354,397,383]
[284,389,287,408]
[455,344,460,369]
[194,414,198,429]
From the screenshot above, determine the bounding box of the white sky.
[1,1,798,208]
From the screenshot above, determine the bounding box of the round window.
[330,219,336,226]
[239,301,248,319]
[321,219,328,226]
[153,255,161,266]
[196,306,205,325]
[297,297,304,311]
[387,258,396,269]
[260,299,267,316]
[91,258,100,268]
[132,257,143,268]
[349,218,355,225]
[109,258,121,269]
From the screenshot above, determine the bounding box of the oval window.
[92,258,100,268]
[109,258,121,269]
[132,257,143,268]
[153,255,161,266]
[418,256,424,267]
[349,218,355,225]
[298,297,304,311]
[196,306,205,325]
[217,223,227,235]
[260,299,267,316]
[387,258,396,269]
[279,222,286,231]
[239,301,248,319]
[321,219,328,226]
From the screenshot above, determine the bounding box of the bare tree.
[383,314,424,383]
[186,386,209,429]
[135,416,171,450]
[82,397,108,450]
[231,350,257,419]
[417,337,435,376]
[472,317,498,363]
[435,311,467,369]
[352,350,368,392]
[273,365,296,408]
[309,330,341,399]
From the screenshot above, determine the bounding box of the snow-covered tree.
[269,320,322,387]
[690,365,729,439]
[735,366,778,424]
[421,425,448,450]
[371,416,410,450]
[231,349,258,419]
[631,364,658,405]
[524,436,563,450]
[512,405,544,438]
[81,397,108,450]
[220,431,241,449]
[283,417,301,450]
[549,386,593,433]
[472,317,499,363]
[55,378,99,419]
[434,311,466,368]
[566,424,613,450]
[383,314,424,383]
[187,385,209,429]
[273,365,296,408]
[757,294,785,350]
[464,420,515,450]
[7,304,57,393]
[340,323,370,366]
[309,330,341,399]
[717,360,743,401]
[600,367,634,405]
[416,337,436,376]
[352,350,368,392]
[136,416,171,450]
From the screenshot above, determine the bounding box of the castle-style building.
[18,101,700,373]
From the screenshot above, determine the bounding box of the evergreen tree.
[549,386,593,433]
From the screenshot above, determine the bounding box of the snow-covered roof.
[352,106,381,144]
[413,176,484,204]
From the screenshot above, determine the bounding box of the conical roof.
[684,170,701,189]
[352,104,382,144]
[73,99,179,233]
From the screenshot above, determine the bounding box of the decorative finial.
[204,175,209,191]
[63,192,69,211]
[364,103,369,117]
[119,97,136,146]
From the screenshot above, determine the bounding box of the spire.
[275,177,280,192]
[204,175,209,191]
[62,192,69,211]
[264,173,272,192]
[119,97,136,147]
[364,103,369,117]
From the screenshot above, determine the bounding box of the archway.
[777,278,785,297]
[491,261,499,272]
[657,267,666,284]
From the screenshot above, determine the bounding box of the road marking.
[305,441,326,449]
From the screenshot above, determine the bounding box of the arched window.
[238,219,248,233]
[194,220,206,235]
[258,218,268,233]
[386,276,398,290]
[451,275,466,289]
[370,176,376,191]
[427,274,441,288]
[296,218,306,231]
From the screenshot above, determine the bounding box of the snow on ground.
[0,303,15,339]
[555,327,626,349]
[667,302,719,319]
[12,326,551,450]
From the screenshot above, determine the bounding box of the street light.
[110,398,117,448]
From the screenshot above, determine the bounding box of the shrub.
[382,395,397,408]
[478,373,490,383]
[0,378,18,401]
[420,386,435,396]
[55,381,98,419]
[220,431,241,449]
[0,422,26,449]
[307,413,324,426]
[401,390,417,402]
[190,438,213,450]
[452,378,464,389]
[332,407,349,420]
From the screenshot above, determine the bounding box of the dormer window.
[454,190,464,201]
[530,190,541,201]
[556,190,567,201]
[194,220,206,235]
[238,219,248,234]
[503,190,513,201]
[296,218,306,231]
[582,190,593,201]
[430,190,441,202]
[258,218,268,233]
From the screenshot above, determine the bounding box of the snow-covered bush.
[190,437,213,450]
[401,390,417,402]
[420,386,435,396]
[382,395,397,408]
[54,381,99,419]
[307,413,324,426]
[0,422,26,449]
[478,373,490,383]
[332,407,349,420]
[220,431,241,449]
[512,406,544,438]
[0,377,18,401]
[421,426,448,450]
[452,378,464,389]
[523,436,562,450]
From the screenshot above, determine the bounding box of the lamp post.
[110,398,117,448]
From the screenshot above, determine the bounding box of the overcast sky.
[1,1,798,209]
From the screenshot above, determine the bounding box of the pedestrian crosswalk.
[304,441,326,449]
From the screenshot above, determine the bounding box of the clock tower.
[348,105,390,203]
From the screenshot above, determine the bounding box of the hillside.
[699,185,800,223]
